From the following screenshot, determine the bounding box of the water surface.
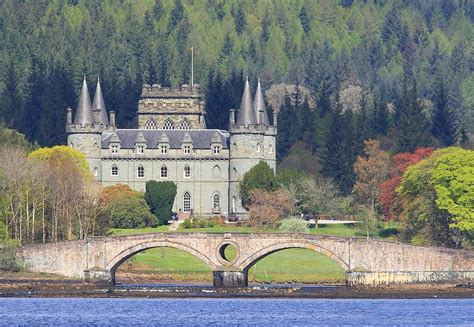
[0,298,472,326]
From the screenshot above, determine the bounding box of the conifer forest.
[0,0,473,241]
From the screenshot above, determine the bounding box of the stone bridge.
[18,233,474,287]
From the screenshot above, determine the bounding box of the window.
[160,145,168,154]
[183,192,191,213]
[268,145,273,153]
[137,165,144,178]
[183,145,191,154]
[93,167,98,177]
[144,118,158,129]
[163,119,174,129]
[213,193,221,213]
[111,165,119,176]
[111,145,118,154]
[232,196,237,213]
[160,166,168,178]
[178,119,192,130]
[136,145,144,154]
[256,143,261,153]
[213,145,220,154]
[184,165,191,178]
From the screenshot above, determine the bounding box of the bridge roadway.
[18,232,474,287]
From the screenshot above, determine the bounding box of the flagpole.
[191,46,194,86]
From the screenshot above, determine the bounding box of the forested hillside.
[1,0,473,193]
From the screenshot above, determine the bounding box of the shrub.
[108,196,158,229]
[0,240,22,272]
[145,180,177,225]
[279,217,309,233]
[182,219,192,229]
[378,227,399,238]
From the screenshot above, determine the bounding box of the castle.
[66,78,277,218]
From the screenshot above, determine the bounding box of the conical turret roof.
[254,78,269,125]
[73,76,94,126]
[236,78,257,125]
[92,77,109,126]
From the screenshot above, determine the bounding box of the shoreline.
[0,277,473,299]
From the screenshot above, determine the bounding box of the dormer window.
[111,145,118,154]
[213,145,221,154]
[160,145,168,154]
[183,145,191,154]
[136,145,144,154]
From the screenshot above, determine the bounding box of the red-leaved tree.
[378,147,433,220]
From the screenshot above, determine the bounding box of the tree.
[378,147,433,221]
[322,93,355,194]
[239,161,275,208]
[396,147,474,248]
[279,216,309,233]
[247,188,293,229]
[144,180,177,225]
[353,139,390,220]
[106,196,158,229]
[234,4,246,34]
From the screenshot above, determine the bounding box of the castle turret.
[66,76,103,179]
[92,77,109,126]
[228,78,277,216]
[254,79,269,126]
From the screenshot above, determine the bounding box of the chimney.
[67,107,72,125]
[109,111,116,128]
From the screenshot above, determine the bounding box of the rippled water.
[0,298,473,326]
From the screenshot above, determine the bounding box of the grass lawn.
[117,247,345,284]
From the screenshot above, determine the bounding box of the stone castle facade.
[66,77,277,217]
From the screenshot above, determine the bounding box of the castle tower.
[66,76,106,179]
[228,78,277,216]
[137,84,206,130]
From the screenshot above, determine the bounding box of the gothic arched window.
[183,192,191,213]
[163,119,175,129]
[144,118,158,129]
[111,165,119,176]
[178,119,192,130]
[160,165,168,178]
[184,165,191,178]
[212,193,221,213]
[137,165,145,178]
[212,165,221,178]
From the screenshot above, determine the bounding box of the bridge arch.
[237,241,349,273]
[106,241,216,282]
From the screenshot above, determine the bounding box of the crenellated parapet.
[141,83,203,98]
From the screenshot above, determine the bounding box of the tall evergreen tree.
[395,81,433,153]
[322,93,355,194]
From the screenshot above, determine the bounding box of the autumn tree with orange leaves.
[353,139,390,220]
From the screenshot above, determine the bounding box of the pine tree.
[234,4,246,34]
[322,93,355,194]
[395,81,433,153]
[168,0,184,31]
[432,72,455,146]
[299,6,311,35]
[205,69,228,129]
[0,62,21,127]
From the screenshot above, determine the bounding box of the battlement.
[229,123,276,135]
[66,124,115,134]
[141,84,203,99]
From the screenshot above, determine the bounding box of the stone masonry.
[18,233,474,287]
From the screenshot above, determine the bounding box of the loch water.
[0,298,473,326]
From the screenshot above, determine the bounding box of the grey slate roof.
[102,129,230,149]
[254,79,269,125]
[73,77,94,126]
[92,78,109,126]
[236,78,257,125]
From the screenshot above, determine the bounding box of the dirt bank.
[0,273,472,299]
